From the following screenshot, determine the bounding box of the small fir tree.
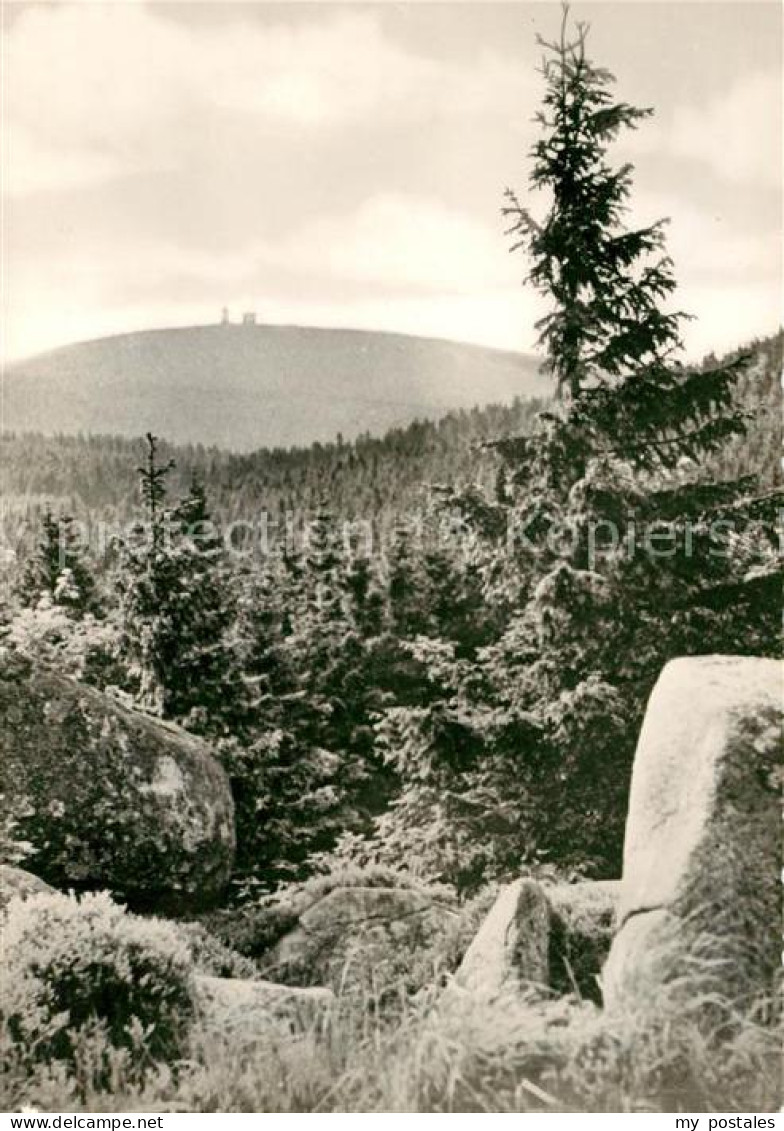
[115,436,242,731]
[16,510,99,616]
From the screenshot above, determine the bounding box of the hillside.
[0,397,547,542]
[1,331,780,569]
[4,324,548,450]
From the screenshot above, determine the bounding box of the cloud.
[7,180,779,363]
[4,4,778,366]
[27,192,517,296]
[628,69,781,188]
[4,4,532,196]
[669,70,781,187]
[629,191,780,285]
[275,195,514,293]
[4,130,133,197]
[677,283,782,359]
[611,190,780,356]
[0,187,490,354]
[5,190,525,357]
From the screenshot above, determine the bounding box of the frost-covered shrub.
[2,891,195,1081]
[0,800,36,866]
[5,599,123,688]
[177,921,260,980]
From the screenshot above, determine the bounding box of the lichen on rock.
[0,654,235,911]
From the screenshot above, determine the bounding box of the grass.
[3,888,779,1113]
[3,962,780,1113]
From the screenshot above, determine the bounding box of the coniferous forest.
[2,6,782,1114]
[4,323,780,897]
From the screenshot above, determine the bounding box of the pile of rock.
[450,655,781,1014]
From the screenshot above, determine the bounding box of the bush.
[2,915,781,1112]
[2,891,196,1085]
[176,921,260,980]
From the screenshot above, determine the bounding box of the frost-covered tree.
[7,509,119,686]
[361,6,780,887]
[16,510,99,616]
[115,437,242,732]
[223,513,388,891]
[472,6,780,871]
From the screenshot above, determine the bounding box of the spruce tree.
[443,6,779,876]
[138,432,175,547]
[225,509,390,891]
[386,519,429,637]
[16,510,99,616]
[500,6,748,470]
[116,437,242,731]
[490,7,779,869]
[8,508,117,686]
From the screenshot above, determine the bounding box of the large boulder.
[0,653,235,911]
[602,656,782,1012]
[0,864,55,915]
[261,885,457,993]
[194,975,334,1045]
[452,879,550,1000]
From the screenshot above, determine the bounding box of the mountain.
[1,332,779,569]
[4,323,548,450]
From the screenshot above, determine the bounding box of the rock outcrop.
[453,880,550,1000]
[0,653,235,911]
[602,655,782,1012]
[194,975,334,1044]
[450,878,619,1004]
[261,885,457,992]
[0,864,55,915]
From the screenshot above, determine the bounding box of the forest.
[2,328,781,900]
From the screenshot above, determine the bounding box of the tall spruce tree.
[472,6,782,872]
[387,6,782,887]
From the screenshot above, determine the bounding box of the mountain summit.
[4,324,547,450]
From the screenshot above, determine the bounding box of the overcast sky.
[2,0,781,361]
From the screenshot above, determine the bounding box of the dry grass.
[3,958,780,1114]
[3,896,779,1113]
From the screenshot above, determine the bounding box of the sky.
[2,0,782,362]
